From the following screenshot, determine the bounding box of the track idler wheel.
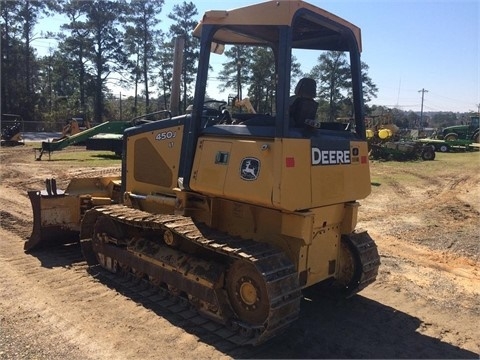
[226,260,269,326]
[336,237,362,293]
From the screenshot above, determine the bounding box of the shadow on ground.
[251,286,476,359]
[28,245,476,359]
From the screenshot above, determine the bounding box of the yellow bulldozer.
[26,0,380,345]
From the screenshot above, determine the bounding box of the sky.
[32,0,479,113]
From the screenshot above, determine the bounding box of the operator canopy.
[193,0,362,52]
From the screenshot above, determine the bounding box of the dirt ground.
[0,145,479,359]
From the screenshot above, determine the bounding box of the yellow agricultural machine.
[61,117,91,138]
[366,114,435,161]
[26,0,380,345]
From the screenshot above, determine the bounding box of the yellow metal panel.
[311,141,371,206]
[40,196,81,230]
[191,137,276,207]
[207,198,345,286]
[125,125,183,196]
[190,139,232,194]
[278,138,312,211]
[210,197,309,274]
[191,137,371,211]
[301,204,346,285]
[65,177,120,196]
[341,201,359,234]
[280,211,313,244]
[311,166,344,205]
[306,226,340,286]
[271,138,283,208]
[345,141,371,200]
[224,139,274,206]
[311,203,345,230]
[212,199,279,239]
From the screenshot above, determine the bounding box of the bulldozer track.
[87,266,276,356]
[345,230,381,295]
[80,204,303,346]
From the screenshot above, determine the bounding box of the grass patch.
[37,147,121,166]
[370,151,480,186]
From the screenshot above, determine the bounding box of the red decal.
[286,157,295,167]
[361,156,367,164]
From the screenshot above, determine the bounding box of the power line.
[427,90,478,106]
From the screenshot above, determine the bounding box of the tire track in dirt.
[369,231,479,312]
[399,168,443,187]
[368,167,479,260]
[0,210,32,240]
[0,211,31,231]
[0,248,91,359]
[400,170,474,201]
[448,174,470,190]
[0,235,241,359]
[383,175,411,198]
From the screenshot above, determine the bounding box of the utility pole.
[418,88,428,127]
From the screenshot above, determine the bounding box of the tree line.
[2,0,193,129]
[1,0,468,132]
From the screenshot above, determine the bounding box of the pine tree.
[124,0,165,113]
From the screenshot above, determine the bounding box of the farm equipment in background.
[35,120,132,160]
[85,110,172,156]
[365,113,398,138]
[60,117,91,138]
[367,124,435,161]
[369,139,436,161]
[229,96,257,114]
[1,114,24,147]
[416,137,479,153]
[416,115,479,153]
[25,1,380,345]
[438,115,479,143]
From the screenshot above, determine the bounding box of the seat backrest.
[290,97,318,127]
[290,78,318,127]
[295,77,316,98]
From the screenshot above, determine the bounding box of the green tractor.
[439,115,479,143]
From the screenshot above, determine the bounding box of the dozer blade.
[26,180,82,252]
[26,177,121,252]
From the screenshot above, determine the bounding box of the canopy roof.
[193,0,362,52]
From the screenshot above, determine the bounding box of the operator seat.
[289,77,318,127]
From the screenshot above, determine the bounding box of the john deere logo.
[240,157,260,181]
